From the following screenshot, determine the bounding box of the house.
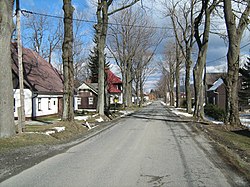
[106,69,123,104]
[11,43,64,119]
[76,69,123,110]
[76,82,98,110]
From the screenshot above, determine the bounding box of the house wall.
[110,93,123,104]
[207,85,226,110]
[34,95,60,117]
[14,89,62,118]
[14,89,32,118]
[77,90,98,110]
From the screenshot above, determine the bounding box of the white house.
[12,43,64,119]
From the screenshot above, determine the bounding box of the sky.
[18,0,250,92]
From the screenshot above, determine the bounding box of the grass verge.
[0,121,88,153]
[195,124,250,182]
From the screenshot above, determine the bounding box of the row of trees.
[157,0,249,127]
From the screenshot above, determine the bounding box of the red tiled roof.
[105,69,122,93]
[11,43,63,94]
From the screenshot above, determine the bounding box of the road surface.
[0,101,246,186]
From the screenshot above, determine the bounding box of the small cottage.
[11,43,64,119]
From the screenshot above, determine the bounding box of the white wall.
[14,89,32,118]
[13,89,62,118]
[110,93,123,104]
[34,95,59,117]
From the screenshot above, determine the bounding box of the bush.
[204,104,225,121]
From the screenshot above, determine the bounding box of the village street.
[0,101,246,187]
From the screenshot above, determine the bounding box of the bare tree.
[193,0,222,120]
[163,0,196,113]
[223,0,250,127]
[62,0,74,121]
[163,41,177,106]
[24,14,63,64]
[24,14,49,57]
[108,6,157,108]
[95,0,140,115]
[0,0,15,137]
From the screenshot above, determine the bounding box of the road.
[0,101,246,187]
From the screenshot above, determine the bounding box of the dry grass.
[0,121,88,153]
[199,124,250,181]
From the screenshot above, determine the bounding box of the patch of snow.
[161,101,167,106]
[171,108,193,117]
[74,116,89,121]
[95,117,104,122]
[92,114,99,117]
[53,126,65,132]
[45,130,56,135]
[240,117,250,128]
[119,110,134,117]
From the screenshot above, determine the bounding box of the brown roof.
[11,43,63,94]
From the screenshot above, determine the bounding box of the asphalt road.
[0,101,247,187]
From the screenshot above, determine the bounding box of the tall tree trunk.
[139,74,144,107]
[169,65,175,106]
[96,1,109,115]
[223,0,250,127]
[175,43,181,108]
[126,59,133,107]
[0,0,15,137]
[185,50,192,113]
[62,0,74,121]
[122,70,127,107]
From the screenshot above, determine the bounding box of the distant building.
[76,69,123,111]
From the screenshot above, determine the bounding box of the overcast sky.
[19,0,250,92]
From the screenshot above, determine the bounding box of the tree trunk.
[122,70,127,107]
[193,54,206,120]
[169,65,175,106]
[185,50,192,113]
[223,0,249,127]
[126,59,133,107]
[62,0,74,121]
[175,44,181,108]
[96,1,109,115]
[139,74,144,107]
[0,0,15,137]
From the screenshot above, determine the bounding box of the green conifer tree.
[239,57,250,109]
[88,27,109,83]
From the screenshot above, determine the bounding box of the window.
[54,100,56,105]
[89,97,93,105]
[90,92,93,96]
[77,98,81,105]
[38,98,42,111]
[48,98,51,110]
[14,98,15,112]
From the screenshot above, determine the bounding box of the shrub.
[204,104,225,121]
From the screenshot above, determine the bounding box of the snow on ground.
[119,110,134,117]
[170,108,193,118]
[161,101,250,128]
[95,117,104,122]
[74,116,89,121]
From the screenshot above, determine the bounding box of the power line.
[21,9,229,31]
[207,42,250,64]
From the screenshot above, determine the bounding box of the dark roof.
[208,78,224,91]
[11,43,63,94]
[206,73,225,86]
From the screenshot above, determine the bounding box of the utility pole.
[16,0,25,132]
